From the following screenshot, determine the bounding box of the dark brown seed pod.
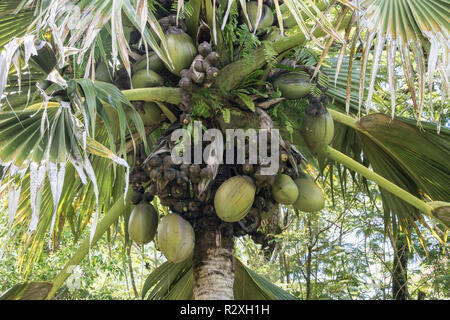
[137,171,150,183]
[180,113,191,125]
[196,189,211,202]
[200,167,213,179]
[253,169,265,182]
[198,41,212,57]
[149,155,162,167]
[176,171,188,186]
[164,167,177,181]
[147,183,158,196]
[149,168,162,181]
[190,70,205,84]
[129,174,140,184]
[159,197,173,207]
[202,58,212,71]
[171,185,185,199]
[188,201,200,212]
[180,69,190,78]
[253,196,266,210]
[203,79,214,88]
[206,52,220,66]
[179,99,193,113]
[202,204,215,215]
[179,77,194,91]
[206,67,219,80]
[181,91,192,103]
[189,164,201,177]
[193,59,205,73]
[133,184,145,193]
[131,191,143,205]
[180,164,190,174]
[163,155,174,168]
[173,201,189,213]
[143,192,154,203]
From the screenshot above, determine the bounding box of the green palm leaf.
[141,258,297,300]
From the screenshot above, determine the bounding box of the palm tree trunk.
[391,233,409,300]
[193,216,235,300]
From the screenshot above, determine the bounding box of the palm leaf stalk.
[322,145,449,228]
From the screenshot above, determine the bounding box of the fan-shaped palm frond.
[344,0,450,122]
[0,0,35,50]
[0,109,132,273]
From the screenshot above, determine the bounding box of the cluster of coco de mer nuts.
[127,112,330,264]
[123,4,333,264]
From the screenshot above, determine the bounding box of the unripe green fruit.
[131,69,163,88]
[157,213,195,263]
[214,176,256,222]
[133,52,164,73]
[165,32,197,76]
[140,102,162,126]
[293,178,325,212]
[302,111,334,153]
[245,1,274,31]
[274,72,313,99]
[128,203,159,244]
[272,174,299,205]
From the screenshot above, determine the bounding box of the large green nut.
[274,72,313,99]
[133,52,164,74]
[214,176,256,222]
[302,111,334,153]
[272,174,299,205]
[128,203,159,244]
[165,32,197,76]
[293,178,325,212]
[245,1,274,31]
[131,69,163,88]
[140,102,162,126]
[157,213,195,263]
